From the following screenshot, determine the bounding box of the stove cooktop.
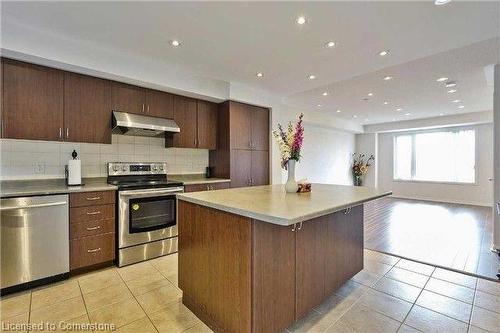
[108,179,183,189]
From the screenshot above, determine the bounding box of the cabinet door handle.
[86,226,101,231]
[59,128,62,140]
[86,196,101,201]
[142,103,145,113]
[66,128,69,139]
[147,104,150,113]
[344,207,351,215]
[87,247,101,253]
[291,224,296,232]
[86,211,101,215]
[297,222,303,230]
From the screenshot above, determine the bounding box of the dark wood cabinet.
[231,149,252,188]
[111,82,146,114]
[209,101,270,188]
[184,182,230,193]
[145,89,174,119]
[197,100,217,149]
[64,73,112,144]
[172,95,198,148]
[2,59,64,141]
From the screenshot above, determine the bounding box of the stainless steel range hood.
[112,111,180,137]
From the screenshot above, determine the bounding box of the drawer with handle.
[70,191,115,208]
[70,218,115,239]
[70,232,115,270]
[70,204,115,224]
[184,182,230,192]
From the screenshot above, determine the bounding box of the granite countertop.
[169,174,231,185]
[0,178,117,198]
[177,184,392,226]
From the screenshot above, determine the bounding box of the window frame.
[392,127,478,185]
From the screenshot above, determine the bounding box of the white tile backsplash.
[0,135,209,180]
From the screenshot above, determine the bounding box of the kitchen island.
[177,184,391,333]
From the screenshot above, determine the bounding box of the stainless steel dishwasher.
[1,194,69,291]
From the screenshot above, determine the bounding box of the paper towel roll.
[67,159,82,185]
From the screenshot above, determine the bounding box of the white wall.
[355,133,378,187]
[377,124,493,207]
[0,135,208,180]
[493,64,499,250]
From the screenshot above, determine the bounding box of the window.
[393,129,476,184]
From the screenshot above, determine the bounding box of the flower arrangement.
[352,153,374,186]
[273,113,304,170]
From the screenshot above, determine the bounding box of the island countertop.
[177,184,391,226]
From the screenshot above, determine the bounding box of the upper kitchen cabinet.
[229,101,269,151]
[145,89,174,119]
[171,95,198,148]
[64,73,112,144]
[2,59,64,141]
[196,100,217,150]
[111,82,146,114]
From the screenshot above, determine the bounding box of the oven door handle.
[119,187,184,197]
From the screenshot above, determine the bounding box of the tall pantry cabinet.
[209,101,270,188]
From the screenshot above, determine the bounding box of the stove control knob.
[159,165,164,171]
[112,165,120,172]
[122,165,128,172]
[153,165,158,171]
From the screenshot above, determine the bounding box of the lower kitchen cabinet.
[69,191,116,271]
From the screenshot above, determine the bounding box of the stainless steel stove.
[107,162,183,267]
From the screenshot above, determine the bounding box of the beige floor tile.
[31,280,81,310]
[150,253,178,274]
[117,261,159,282]
[431,268,477,289]
[397,324,422,333]
[470,306,500,332]
[0,291,31,319]
[82,282,134,312]
[164,271,179,287]
[88,298,146,329]
[77,268,122,294]
[30,296,86,324]
[1,312,29,332]
[468,325,491,333]
[404,305,468,333]
[325,303,400,333]
[182,321,214,333]
[135,283,182,315]
[314,293,357,318]
[396,259,435,276]
[115,317,157,333]
[386,267,429,288]
[364,259,393,276]
[364,249,400,266]
[288,309,339,333]
[373,277,422,303]
[125,271,172,296]
[351,269,382,287]
[149,301,200,333]
[425,278,474,303]
[359,289,412,322]
[474,290,500,314]
[416,290,472,323]
[334,280,369,299]
[38,314,90,333]
[476,279,500,297]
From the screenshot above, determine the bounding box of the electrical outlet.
[34,162,46,174]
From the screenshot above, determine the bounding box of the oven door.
[118,187,183,248]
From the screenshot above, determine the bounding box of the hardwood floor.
[364,197,499,280]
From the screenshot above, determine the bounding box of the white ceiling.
[2,1,499,125]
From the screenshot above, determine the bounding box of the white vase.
[285,159,298,193]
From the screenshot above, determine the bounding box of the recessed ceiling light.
[256,72,263,78]
[308,74,316,80]
[452,99,461,103]
[383,101,389,105]
[445,81,457,88]
[458,105,465,109]
[170,40,181,47]
[317,104,322,107]
[378,50,390,57]
[336,110,341,113]
[396,108,402,111]
[436,77,448,82]
[440,113,444,116]
[383,76,394,81]
[367,92,374,97]
[447,89,457,93]
[353,115,358,118]
[296,16,306,25]
[322,92,328,96]
[404,113,411,116]
[435,0,452,5]
[325,41,336,48]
